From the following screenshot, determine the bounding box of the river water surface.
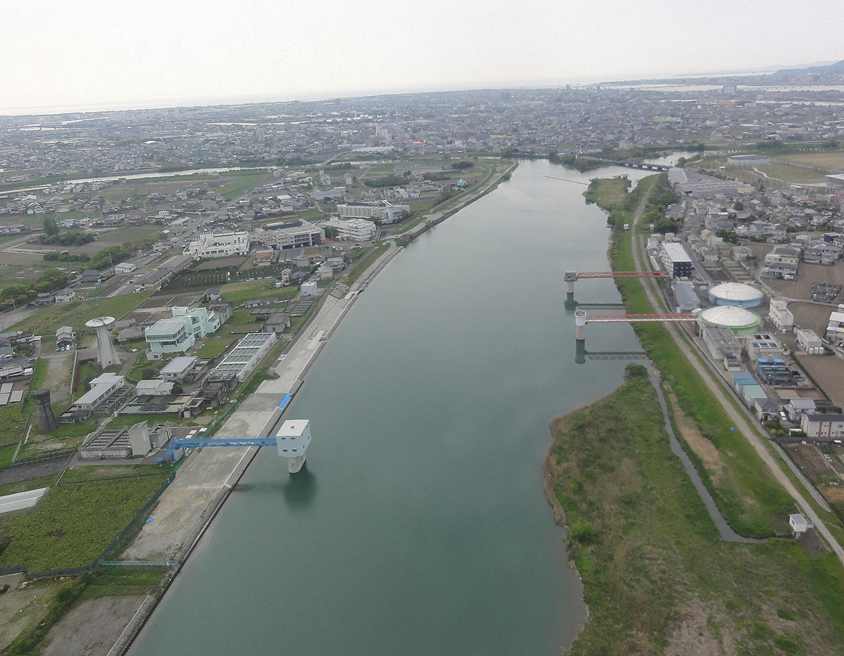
[130,160,645,656]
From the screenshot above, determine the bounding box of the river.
[129,160,646,656]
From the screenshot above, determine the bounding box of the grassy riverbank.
[547,370,844,655]
[588,176,793,537]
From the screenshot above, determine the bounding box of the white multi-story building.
[185,231,250,260]
[145,316,195,355]
[146,306,221,355]
[172,306,221,338]
[827,305,844,345]
[323,218,377,242]
[254,220,325,250]
[801,413,844,439]
[768,299,794,332]
[337,203,409,223]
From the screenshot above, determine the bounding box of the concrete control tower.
[85,316,120,368]
[276,420,311,473]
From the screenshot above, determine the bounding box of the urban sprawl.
[1,64,844,651]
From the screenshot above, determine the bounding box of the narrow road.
[628,181,844,564]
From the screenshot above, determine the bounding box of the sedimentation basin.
[129,160,645,656]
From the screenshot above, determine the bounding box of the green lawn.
[219,279,293,304]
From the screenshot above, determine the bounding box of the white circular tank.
[699,306,761,335]
[708,283,764,307]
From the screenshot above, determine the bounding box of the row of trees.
[0,269,69,310]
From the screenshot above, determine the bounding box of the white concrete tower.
[276,419,311,473]
[85,316,120,368]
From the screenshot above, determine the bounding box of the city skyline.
[3,0,842,115]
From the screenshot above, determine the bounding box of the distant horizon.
[0,61,834,119]
[3,0,842,119]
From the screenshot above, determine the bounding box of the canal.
[130,159,645,656]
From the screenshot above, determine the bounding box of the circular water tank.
[699,306,761,335]
[708,282,764,307]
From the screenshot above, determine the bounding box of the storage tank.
[708,282,764,308]
[699,306,761,335]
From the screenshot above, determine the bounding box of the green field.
[757,163,827,184]
[0,475,168,572]
[549,372,844,655]
[218,172,268,200]
[10,292,154,334]
[194,336,237,359]
[0,405,28,448]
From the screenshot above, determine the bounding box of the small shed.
[789,513,811,537]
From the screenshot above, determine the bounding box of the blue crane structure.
[165,394,311,473]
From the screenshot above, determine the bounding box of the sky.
[2,0,842,115]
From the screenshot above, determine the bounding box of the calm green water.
[130,160,644,656]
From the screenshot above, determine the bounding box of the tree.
[43,216,59,237]
[624,363,648,379]
[733,201,744,211]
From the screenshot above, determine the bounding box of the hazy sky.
[2,0,841,114]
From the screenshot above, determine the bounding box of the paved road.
[628,181,844,564]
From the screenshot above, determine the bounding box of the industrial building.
[185,231,250,259]
[672,281,700,312]
[211,332,277,382]
[797,329,825,355]
[72,373,128,413]
[159,356,200,383]
[79,422,172,460]
[659,242,693,278]
[746,333,784,361]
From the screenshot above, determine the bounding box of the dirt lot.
[196,255,248,270]
[123,291,204,326]
[40,595,145,656]
[767,261,844,301]
[783,443,841,481]
[0,575,55,651]
[794,353,844,409]
[42,350,74,406]
[789,301,837,336]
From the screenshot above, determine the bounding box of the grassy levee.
[590,177,792,537]
[548,374,844,655]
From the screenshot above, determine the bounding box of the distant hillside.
[773,59,844,76]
